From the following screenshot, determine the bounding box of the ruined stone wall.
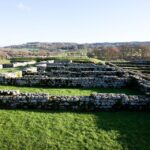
[46,63,116,72]
[0,90,149,111]
[2,64,14,68]
[0,63,133,88]
[37,63,126,77]
[44,63,128,78]
[105,62,150,95]
[1,62,149,92]
[47,71,125,78]
[131,75,150,95]
[0,76,130,88]
[0,71,22,78]
[54,60,72,63]
[3,61,36,68]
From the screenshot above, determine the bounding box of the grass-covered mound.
[0,110,150,150]
[0,85,140,96]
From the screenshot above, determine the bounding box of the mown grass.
[0,59,10,64]
[0,67,22,73]
[0,85,140,96]
[0,110,149,150]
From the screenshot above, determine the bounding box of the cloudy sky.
[0,0,150,46]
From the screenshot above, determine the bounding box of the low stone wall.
[37,63,126,77]
[47,71,125,78]
[0,71,22,78]
[131,75,150,95]
[22,67,37,76]
[3,61,36,68]
[36,60,54,72]
[46,64,116,72]
[0,91,149,111]
[0,76,130,88]
[54,60,72,63]
[37,65,47,72]
[112,61,150,65]
[37,60,54,65]
[0,90,20,95]
[2,64,14,68]
[47,62,98,67]
[0,62,149,93]
[107,62,150,94]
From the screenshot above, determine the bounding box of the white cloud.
[17,2,30,11]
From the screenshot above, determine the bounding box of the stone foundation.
[0,76,130,88]
[131,75,150,95]
[0,63,131,88]
[3,61,36,68]
[0,62,149,96]
[0,90,149,111]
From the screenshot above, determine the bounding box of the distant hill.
[3,41,150,51]
[4,42,79,51]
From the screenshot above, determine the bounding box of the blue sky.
[0,0,150,46]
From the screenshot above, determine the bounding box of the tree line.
[87,44,150,61]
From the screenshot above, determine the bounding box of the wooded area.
[87,44,150,60]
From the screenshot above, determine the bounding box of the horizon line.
[1,40,150,48]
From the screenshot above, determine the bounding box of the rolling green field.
[0,110,149,150]
[0,85,140,96]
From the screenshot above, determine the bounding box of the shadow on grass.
[94,111,150,149]
[3,109,150,149]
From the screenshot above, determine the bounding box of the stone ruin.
[0,61,149,111]
[0,71,22,78]
[1,61,36,69]
[0,90,149,111]
[0,62,131,88]
[0,61,150,93]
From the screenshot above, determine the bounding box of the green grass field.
[0,85,140,96]
[10,57,105,64]
[0,110,149,150]
[0,59,10,64]
[0,67,22,73]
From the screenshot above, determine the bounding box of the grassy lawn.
[0,85,140,96]
[11,57,105,65]
[0,59,10,64]
[0,67,22,73]
[0,110,149,150]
